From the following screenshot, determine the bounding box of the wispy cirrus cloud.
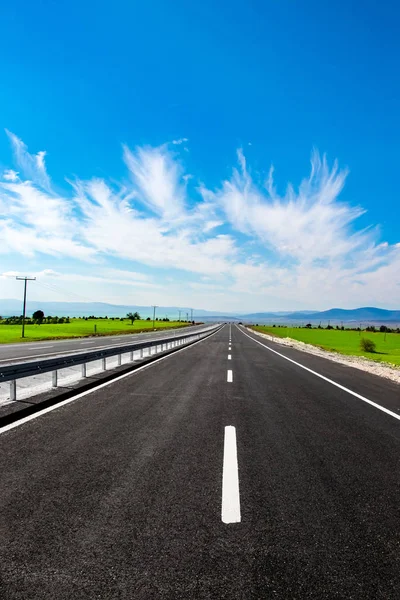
[5,130,51,191]
[123,144,187,221]
[212,148,369,266]
[1,129,399,310]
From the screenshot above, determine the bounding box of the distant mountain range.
[242,307,400,323]
[0,300,227,319]
[0,300,399,324]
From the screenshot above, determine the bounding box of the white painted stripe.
[81,341,95,344]
[238,325,400,423]
[30,346,54,350]
[0,326,224,435]
[227,369,233,382]
[222,426,241,523]
[228,354,232,360]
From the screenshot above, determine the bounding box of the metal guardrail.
[1,324,221,401]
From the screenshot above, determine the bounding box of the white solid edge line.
[228,354,232,360]
[227,369,233,382]
[0,325,225,435]
[222,425,241,524]
[237,325,400,423]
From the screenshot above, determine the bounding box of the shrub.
[360,337,376,353]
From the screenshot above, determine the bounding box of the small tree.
[127,311,140,324]
[33,310,45,325]
[360,337,376,353]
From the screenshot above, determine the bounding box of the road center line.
[222,426,241,524]
[227,369,233,382]
[238,325,400,423]
[228,354,232,360]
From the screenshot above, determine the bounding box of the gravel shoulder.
[248,327,400,385]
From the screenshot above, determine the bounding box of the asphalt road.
[0,323,214,365]
[1,324,400,599]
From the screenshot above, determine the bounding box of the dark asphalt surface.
[1,324,400,598]
[0,324,214,365]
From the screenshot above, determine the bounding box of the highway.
[1,324,400,599]
[0,323,213,365]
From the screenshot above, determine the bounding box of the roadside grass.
[251,326,400,367]
[0,319,191,344]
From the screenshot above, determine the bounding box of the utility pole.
[190,308,193,322]
[152,305,158,329]
[16,276,36,338]
[178,309,182,322]
[186,312,189,322]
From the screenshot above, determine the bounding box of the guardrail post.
[130,351,134,362]
[10,380,16,401]
[118,354,122,366]
[81,363,87,378]
[52,370,58,388]
[140,348,144,358]
[102,358,106,371]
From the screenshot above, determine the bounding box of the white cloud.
[0,271,21,278]
[123,144,186,220]
[213,148,369,266]
[2,169,19,181]
[172,138,188,145]
[0,133,399,310]
[5,130,51,191]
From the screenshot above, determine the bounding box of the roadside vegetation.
[250,324,400,366]
[0,313,194,343]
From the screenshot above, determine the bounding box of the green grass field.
[251,326,400,367]
[0,319,191,344]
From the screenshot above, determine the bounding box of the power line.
[152,305,158,329]
[34,280,100,304]
[16,276,36,338]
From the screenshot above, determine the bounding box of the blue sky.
[0,0,399,311]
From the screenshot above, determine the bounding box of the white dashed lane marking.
[221,426,241,524]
